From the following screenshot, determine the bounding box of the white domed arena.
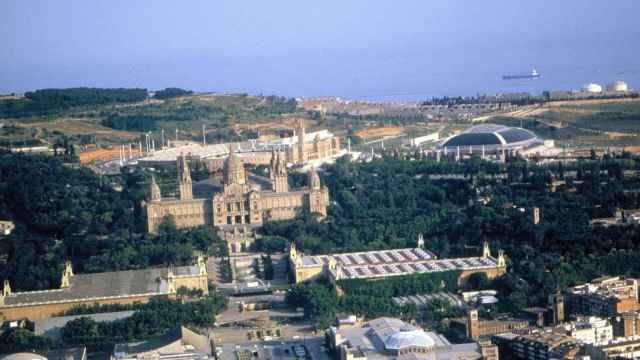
[438,124,543,154]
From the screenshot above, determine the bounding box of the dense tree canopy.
[286,272,461,328]
[269,154,640,311]
[153,87,194,100]
[60,295,227,351]
[0,293,228,353]
[0,152,223,291]
[0,88,147,118]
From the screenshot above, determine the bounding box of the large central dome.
[223,144,246,186]
[439,124,541,151]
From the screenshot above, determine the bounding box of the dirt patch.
[545,107,595,115]
[354,126,404,140]
[112,98,163,108]
[79,148,123,164]
[235,120,298,131]
[607,131,638,139]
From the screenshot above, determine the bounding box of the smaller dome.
[2,353,47,360]
[384,329,435,350]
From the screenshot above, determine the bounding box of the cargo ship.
[502,69,540,80]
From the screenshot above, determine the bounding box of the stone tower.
[532,207,541,225]
[483,241,491,258]
[270,149,289,193]
[307,168,328,217]
[60,261,74,289]
[224,144,246,187]
[2,280,11,297]
[177,154,193,200]
[549,292,565,324]
[497,250,506,267]
[297,118,307,164]
[467,309,480,339]
[149,175,161,201]
[309,168,322,191]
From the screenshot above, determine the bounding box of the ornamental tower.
[177,154,193,200]
[270,149,289,193]
[297,118,307,164]
[309,167,321,191]
[149,175,161,201]
[60,261,74,289]
[483,241,491,258]
[498,250,506,267]
[307,168,328,217]
[2,280,11,296]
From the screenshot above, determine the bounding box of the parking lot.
[217,337,329,360]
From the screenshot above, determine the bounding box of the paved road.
[216,293,292,324]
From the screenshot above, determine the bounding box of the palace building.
[144,145,330,240]
[0,257,209,321]
[289,238,507,285]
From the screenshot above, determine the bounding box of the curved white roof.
[2,353,47,360]
[440,124,540,149]
[384,328,435,350]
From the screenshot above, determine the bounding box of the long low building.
[290,239,506,284]
[136,118,344,170]
[392,292,464,308]
[0,258,208,321]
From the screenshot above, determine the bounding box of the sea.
[333,64,640,102]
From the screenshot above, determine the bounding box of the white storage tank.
[608,80,629,92]
[582,83,603,93]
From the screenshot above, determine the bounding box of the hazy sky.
[2,1,639,99]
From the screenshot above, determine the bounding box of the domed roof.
[225,144,242,170]
[223,143,246,185]
[384,328,435,350]
[2,353,47,360]
[440,124,539,148]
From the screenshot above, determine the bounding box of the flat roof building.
[112,326,212,360]
[0,257,208,321]
[492,330,586,360]
[290,240,507,285]
[566,276,640,318]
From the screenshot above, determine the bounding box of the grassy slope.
[1,94,304,148]
[489,101,640,148]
